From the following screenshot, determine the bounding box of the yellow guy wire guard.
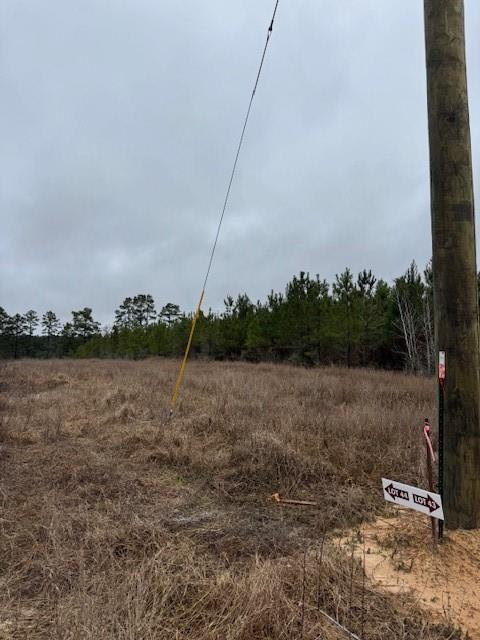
[169,0,280,412]
[170,289,204,412]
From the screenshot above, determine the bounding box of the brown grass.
[0,359,463,638]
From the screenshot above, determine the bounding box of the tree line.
[0,307,101,360]
[0,262,446,373]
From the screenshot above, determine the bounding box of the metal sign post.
[438,350,445,541]
[423,418,438,547]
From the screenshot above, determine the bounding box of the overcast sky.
[1,1,479,326]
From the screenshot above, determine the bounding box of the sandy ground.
[343,508,480,638]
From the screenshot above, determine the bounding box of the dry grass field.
[0,359,464,639]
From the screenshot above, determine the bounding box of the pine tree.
[114,297,134,329]
[24,310,39,357]
[0,307,9,335]
[72,308,100,340]
[42,311,61,357]
[8,313,28,359]
[159,303,182,327]
[332,268,359,367]
[25,310,39,336]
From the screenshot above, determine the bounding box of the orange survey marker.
[423,418,436,463]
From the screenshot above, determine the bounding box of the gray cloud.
[1,1,479,325]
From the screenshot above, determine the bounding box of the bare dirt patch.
[341,508,480,638]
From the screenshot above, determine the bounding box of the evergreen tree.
[0,307,9,336]
[355,270,385,364]
[282,272,330,363]
[61,322,76,355]
[0,307,10,358]
[61,322,74,337]
[8,313,28,359]
[42,311,61,357]
[24,309,39,356]
[214,294,254,358]
[332,268,360,367]
[131,294,156,327]
[25,310,39,336]
[42,311,61,337]
[72,308,100,340]
[159,303,182,326]
[114,297,135,330]
[144,294,156,326]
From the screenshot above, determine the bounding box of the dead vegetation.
[0,359,464,638]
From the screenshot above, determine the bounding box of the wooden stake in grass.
[424,0,480,529]
[270,493,317,507]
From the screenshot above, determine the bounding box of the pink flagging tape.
[423,418,436,463]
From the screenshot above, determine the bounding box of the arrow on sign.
[413,493,441,514]
[384,483,409,502]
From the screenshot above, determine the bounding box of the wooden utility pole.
[424,0,480,529]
